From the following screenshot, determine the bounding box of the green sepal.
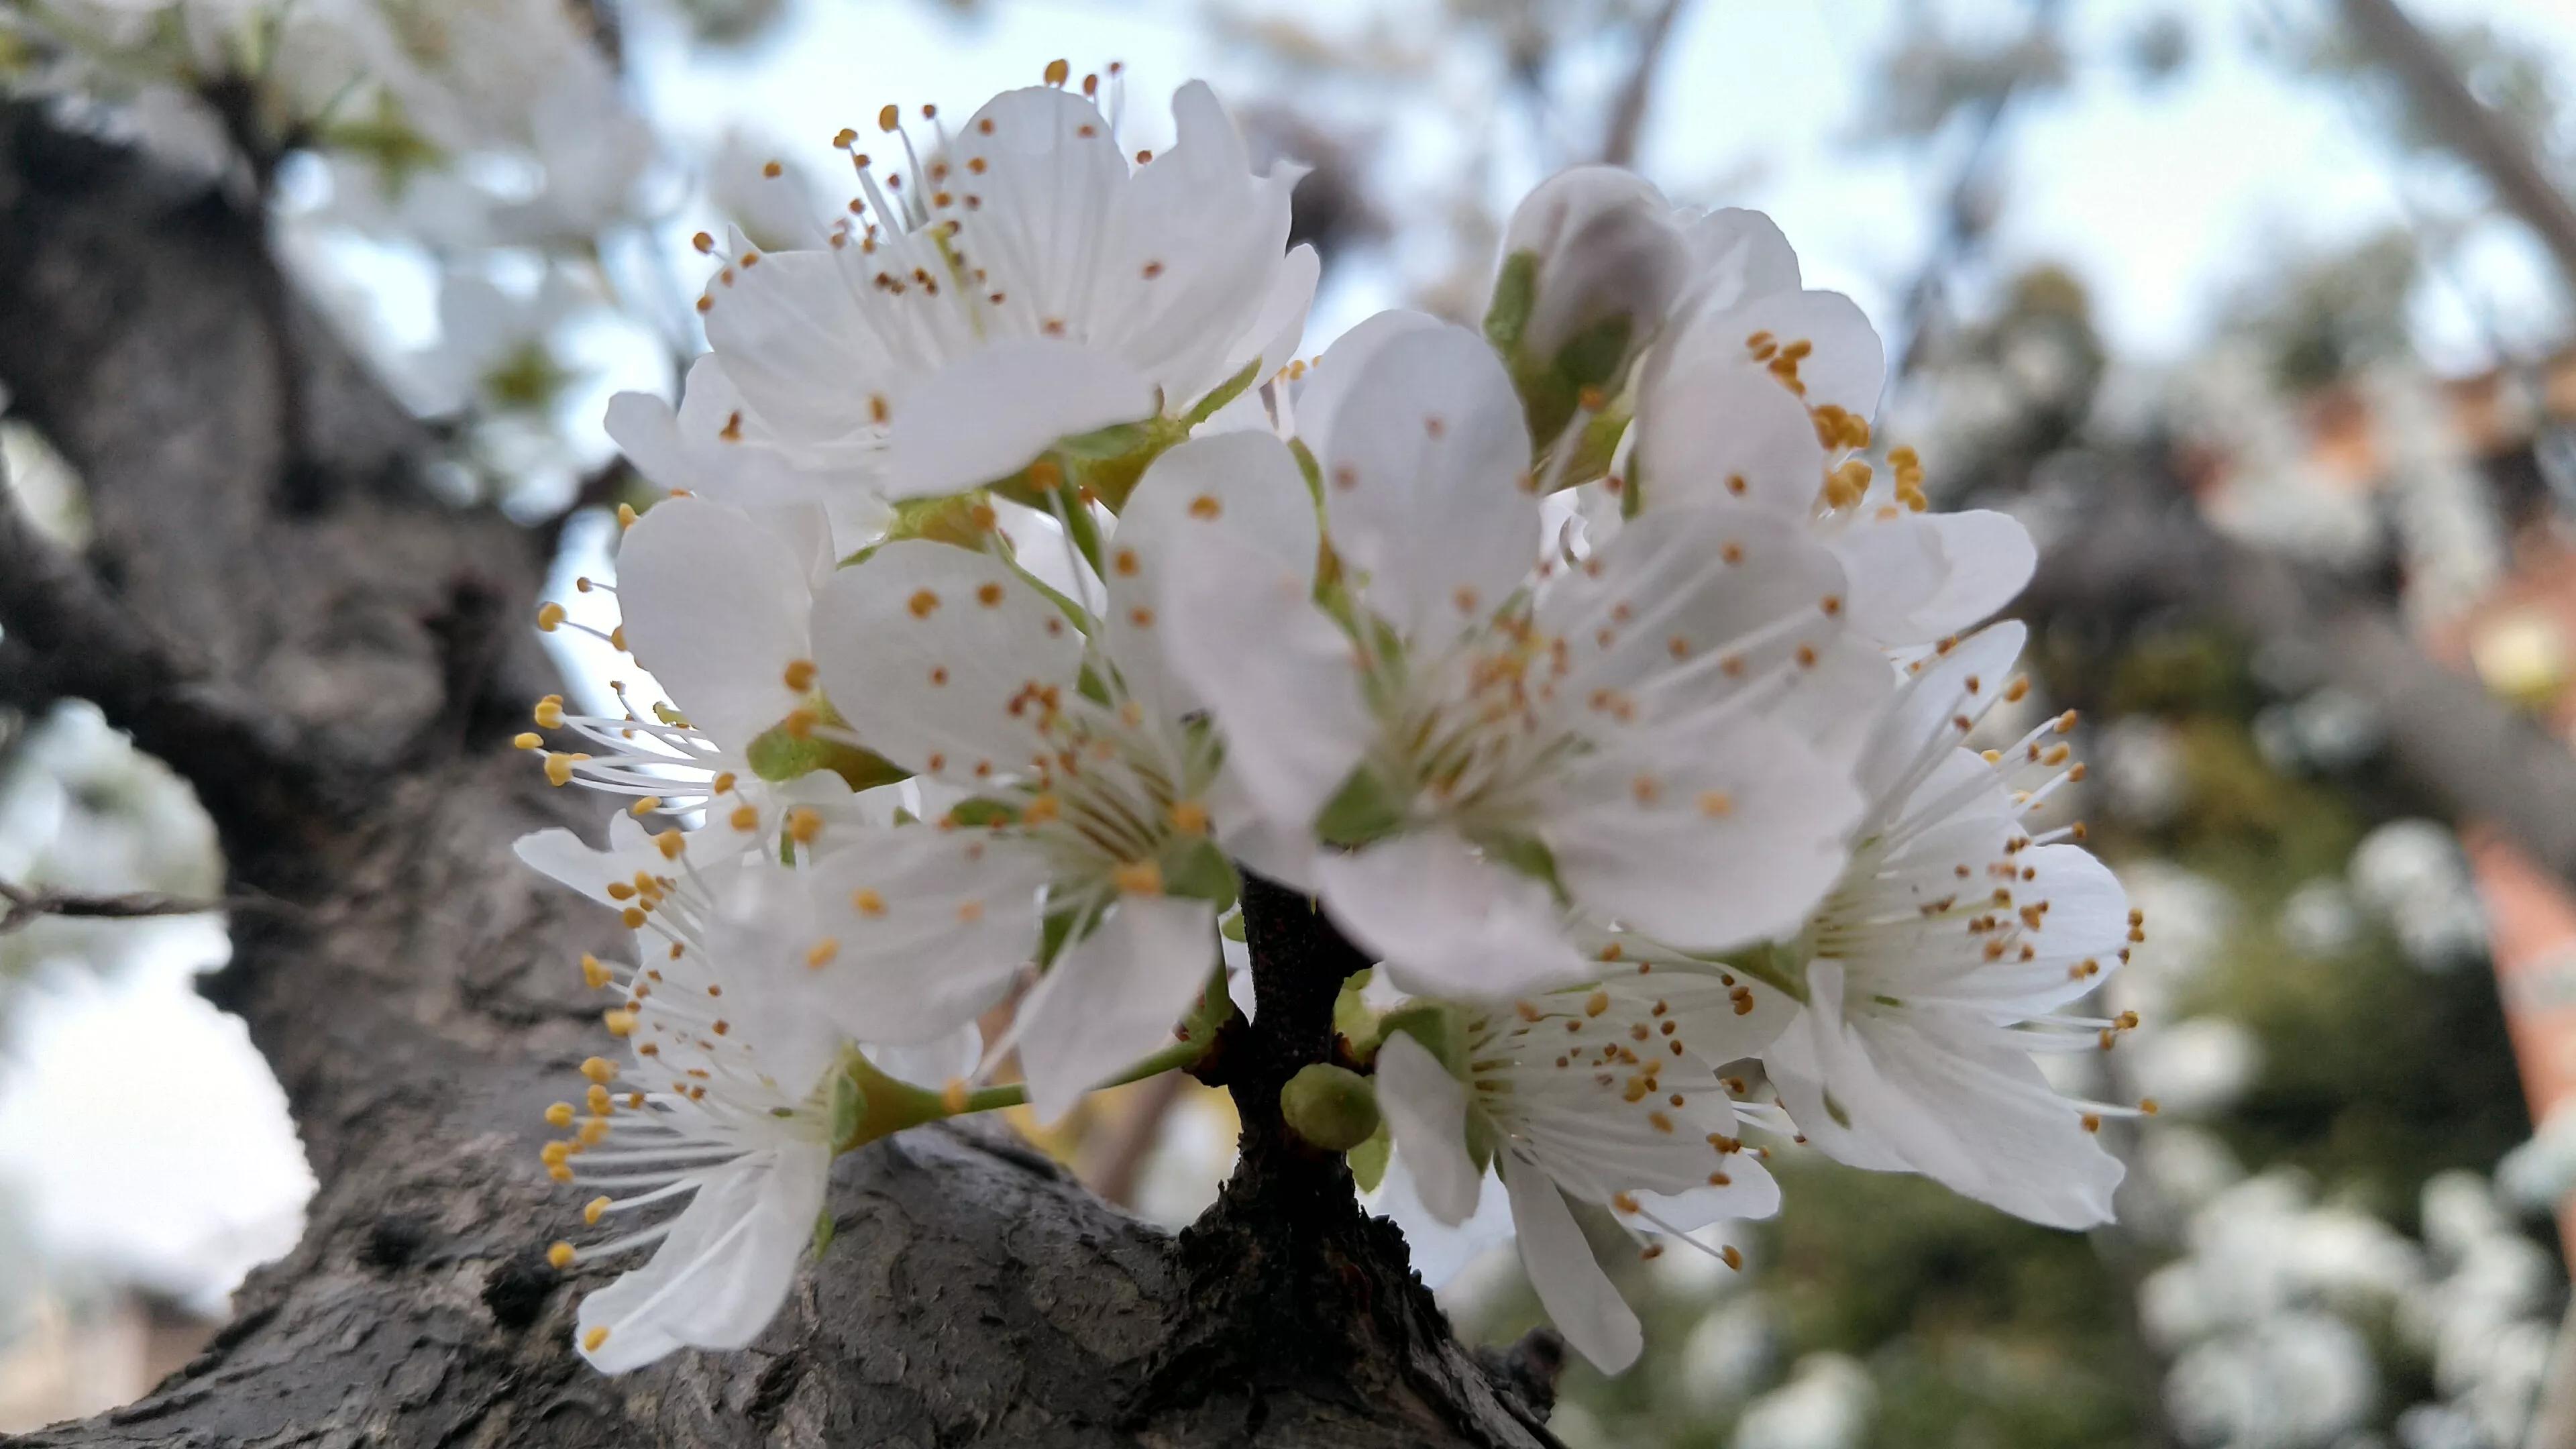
[1281,1063,1382,1152]
[1182,358,1267,428]
[1334,967,1382,1059]
[943,796,1023,830]
[1287,437,1325,499]
[1037,897,1086,969]
[828,1070,866,1150]
[1316,764,1407,849]
[828,1049,957,1154]
[1157,834,1242,909]
[1552,405,1631,497]
[1219,908,1246,943]
[1380,1002,1467,1079]
[1483,250,1540,356]
[745,723,908,793]
[811,1207,837,1256]
[1464,1110,1500,1173]
[1481,832,1564,896]
[881,492,1002,553]
[1348,1122,1393,1193]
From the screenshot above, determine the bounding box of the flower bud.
[1495,166,1688,367]
[1281,1063,1382,1152]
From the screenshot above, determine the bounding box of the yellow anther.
[1022,794,1061,825]
[1043,58,1070,86]
[581,954,612,989]
[545,1102,576,1128]
[878,103,900,131]
[806,938,841,970]
[548,1240,577,1269]
[584,1195,610,1225]
[1112,860,1164,896]
[1585,991,1610,1018]
[908,588,941,618]
[583,1326,610,1353]
[710,771,737,795]
[536,603,568,633]
[541,1140,572,1168]
[942,1078,971,1113]
[514,731,544,751]
[1611,1191,1640,1214]
[616,503,639,531]
[716,804,755,833]
[548,1164,575,1183]
[1699,790,1735,818]
[533,694,566,727]
[578,1116,611,1146]
[1721,1245,1743,1271]
[654,828,686,860]
[603,1009,637,1037]
[1168,800,1210,835]
[785,807,822,845]
[783,659,818,692]
[629,796,662,817]
[851,888,886,917]
[582,1057,616,1083]
[543,753,580,788]
[586,1084,613,1114]
[620,906,647,930]
[783,708,818,739]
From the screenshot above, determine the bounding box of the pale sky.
[5,0,2574,1311]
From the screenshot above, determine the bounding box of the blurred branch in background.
[2338,0,2576,294]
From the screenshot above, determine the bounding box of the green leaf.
[1483,250,1540,356]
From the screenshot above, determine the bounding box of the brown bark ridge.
[0,105,1558,1447]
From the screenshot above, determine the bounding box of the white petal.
[1014,892,1217,1123]
[1908,508,2037,638]
[798,826,1050,1044]
[1110,81,1300,402]
[1372,1157,1515,1289]
[810,540,1084,786]
[702,245,890,461]
[574,1138,830,1373]
[1721,289,1884,421]
[513,814,662,908]
[863,1023,983,1090]
[1310,322,1539,645]
[1759,963,1935,1175]
[1373,1029,1483,1226]
[1859,1015,2126,1229]
[1228,241,1320,386]
[615,497,817,751]
[1287,308,1442,446]
[1156,498,1373,833]
[1633,346,1825,517]
[1320,828,1595,998]
[1107,429,1322,722]
[1855,620,2027,812]
[1677,207,1801,312]
[1501,1152,1642,1374]
[882,337,1157,499]
[1542,716,1860,950]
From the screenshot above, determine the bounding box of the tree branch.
[0,879,292,934]
[1599,0,1690,168]
[2339,0,2576,296]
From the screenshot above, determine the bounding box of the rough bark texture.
[0,106,1556,1447]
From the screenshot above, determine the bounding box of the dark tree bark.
[0,105,1558,1447]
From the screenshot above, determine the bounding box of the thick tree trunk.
[0,107,1558,1447]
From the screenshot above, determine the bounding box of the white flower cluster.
[513,70,2151,1378]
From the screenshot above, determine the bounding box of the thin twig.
[1599,0,1691,168]
[0,878,289,934]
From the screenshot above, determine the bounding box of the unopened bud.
[1281,1063,1381,1152]
[1496,166,1688,365]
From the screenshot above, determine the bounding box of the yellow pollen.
[1189,494,1222,519]
[583,1326,610,1353]
[783,708,818,739]
[540,1141,572,1168]
[603,1009,637,1037]
[786,807,822,845]
[654,829,686,860]
[535,602,567,633]
[1113,860,1165,896]
[1699,790,1735,818]
[628,796,662,817]
[544,754,579,787]
[1611,1191,1640,1214]
[581,954,612,988]
[513,732,543,751]
[806,938,841,970]
[955,900,983,924]
[545,1102,575,1128]
[547,1240,576,1270]
[1113,548,1140,577]
[1044,58,1070,86]
[851,888,885,916]
[581,1057,616,1083]
[729,804,761,832]
[533,696,566,728]
[578,1116,610,1146]
[909,589,941,617]
[1585,991,1610,1018]
[976,582,1006,607]
[584,1196,610,1224]
[616,503,639,531]
[784,659,817,692]
[586,1084,612,1114]
[1721,1246,1743,1271]
[619,906,647,930]
[1168,800,1210,835]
